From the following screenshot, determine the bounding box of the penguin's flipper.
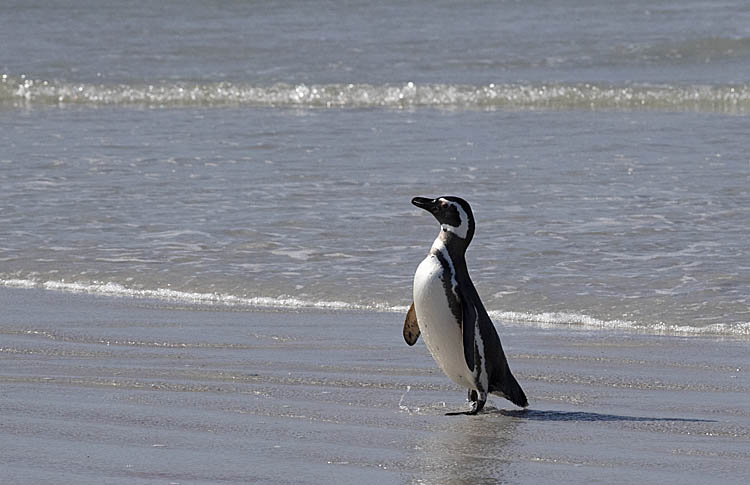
[403,302,421,345]
[457,288,477,372]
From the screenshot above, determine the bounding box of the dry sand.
[1,287,748,484]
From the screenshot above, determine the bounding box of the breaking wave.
[2,278,748,338]
[489,310,750,339]
[3,75,750,113]
[0,278,405,313]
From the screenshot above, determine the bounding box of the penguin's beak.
[412,197,437,212]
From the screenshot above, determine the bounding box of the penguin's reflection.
[409,407,522,484]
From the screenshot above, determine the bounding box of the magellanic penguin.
[404,196,528,415]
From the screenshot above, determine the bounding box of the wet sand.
[1,287,748,484]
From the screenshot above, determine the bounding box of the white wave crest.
[1,277,747,337]
[0,278,406,313]
[3,76,750,113]
[490,310,750,337]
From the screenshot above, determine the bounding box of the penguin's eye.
[440,201,448,209]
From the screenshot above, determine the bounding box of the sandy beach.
[0,287,747,484]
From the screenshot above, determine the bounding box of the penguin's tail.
[491,370,528,408]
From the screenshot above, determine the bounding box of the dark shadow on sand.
[490,408,716,423]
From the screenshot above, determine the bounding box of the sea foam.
[0,278,405,313]
[2,278,747,338]
[3,75,749,113]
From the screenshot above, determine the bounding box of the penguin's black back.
[458,271,528,408]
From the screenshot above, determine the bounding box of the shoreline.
[1,286,749,483]
[2,280,748,340]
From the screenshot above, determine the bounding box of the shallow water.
[1,1,749,335]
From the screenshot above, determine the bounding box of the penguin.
[404,196,528,415]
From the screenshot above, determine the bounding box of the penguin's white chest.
[413,254,475,390]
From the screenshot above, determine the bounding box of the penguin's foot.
[445,389,487,416]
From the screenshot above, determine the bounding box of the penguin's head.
[412,196,475,244]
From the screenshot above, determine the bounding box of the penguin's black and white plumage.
[404,196,528,415]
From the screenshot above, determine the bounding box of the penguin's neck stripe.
[431,237,458,295]
[440,202,470,240]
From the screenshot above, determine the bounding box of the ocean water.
[1,0,749,336]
